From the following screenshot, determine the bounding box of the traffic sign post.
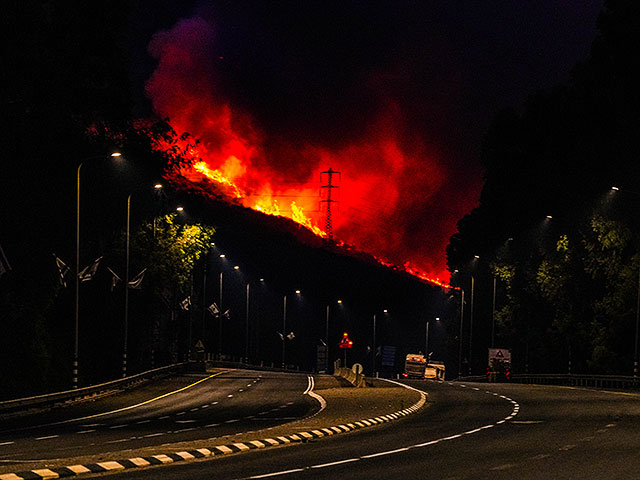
[339,332,353,367]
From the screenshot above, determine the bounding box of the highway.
[86,379,639,479]
[0,369,313,465]
[2,372,639,479]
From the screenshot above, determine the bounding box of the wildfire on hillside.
[142,15,479,290]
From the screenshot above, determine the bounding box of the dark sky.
[125,1,605,280]
[129,1,603,162]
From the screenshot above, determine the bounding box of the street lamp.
[74,152,121,388]
[282,290,301,368]
[122,193,131,377]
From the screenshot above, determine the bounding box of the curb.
[1,383,426,480]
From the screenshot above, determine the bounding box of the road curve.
[0,369,313,465]
[91,380,640,480]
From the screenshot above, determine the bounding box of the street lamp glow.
[176,206,184,212]
[154,183,163,189]
[474,255,480,259]
[219,254,226,258]
[337,299,342,304]
[546,215,553,219]
[234,265,240,270]
[612,186,620,191]
[295,290,301,294]
[383,309,388,313]
[111,152,122,157]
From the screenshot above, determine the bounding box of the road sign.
[339,332,353,349]
[488,348,511,363]
[352,363,363,374]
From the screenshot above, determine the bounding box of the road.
[91,379,640,479]
[0,369,313,466]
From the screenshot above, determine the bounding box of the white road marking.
[0,441,15,446]
[175,420,197,424]
[143,433,165,438]
[240,380,518,479]
[135,420,151,424]
[109,424,128,429]
[76,429,96,434]
[35,435,59,441]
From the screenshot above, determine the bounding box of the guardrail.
[0,363,187,414]
[455,373,639,390]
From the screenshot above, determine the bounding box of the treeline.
[446,0,640,375]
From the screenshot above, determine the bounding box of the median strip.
[0,379,426,480]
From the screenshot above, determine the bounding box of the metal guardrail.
[456,373,639,390]
[0,363,187,414]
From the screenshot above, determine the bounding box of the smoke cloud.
[145,11,482,283]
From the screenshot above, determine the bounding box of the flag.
[107,267,122,292]
[128,268,147,289]
[78,256,102,282]
[180,296,191,311]
[53,254,70,287]
[0,244,10,278]
[207,303,220,316]
[277,332,284,340]
[222,309,231,319]
[287,331,295,340]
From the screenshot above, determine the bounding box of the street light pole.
[282,295,287,368]
[74,162,82,389]
[492,275,497,348]
[468,275,475,375]
[425,319,429,360]
[245,282,250,363]
[122,194,131,378]
[372,314,376,376]
[74,152,120,388]
[635,268,640,378]
[218,271,223,360]
[458,289,465,378]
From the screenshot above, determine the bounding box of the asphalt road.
[0,369,313,466]
[94,380,640,480]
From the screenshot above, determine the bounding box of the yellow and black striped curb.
[0,390,426,480]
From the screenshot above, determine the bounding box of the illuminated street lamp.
[74,152,121,388]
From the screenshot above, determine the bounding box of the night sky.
[128,1,604,281]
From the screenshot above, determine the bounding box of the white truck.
[403,354,445,380]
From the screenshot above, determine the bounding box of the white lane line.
[35,435,59,441]
[248,468,305,479]
[76,429,96,434]
[311,458,360,469]
[204,423,219,428]
[143,433,165,438]
[241,381,517,479]
[175,420,197,424]
[0,441,15,446]
[158,416,170,420]
[109,424,128,429]
[135,420,151,424]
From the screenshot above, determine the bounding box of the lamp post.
[122,193,131,377]
[458,288,465,378]
[469,275,475,375]
[282,295,287,368]
[74,152,120,388]
[245,282,250,363]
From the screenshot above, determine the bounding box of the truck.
[424,361,445,380]
[403,354,446,380]
[403,353,427,379]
